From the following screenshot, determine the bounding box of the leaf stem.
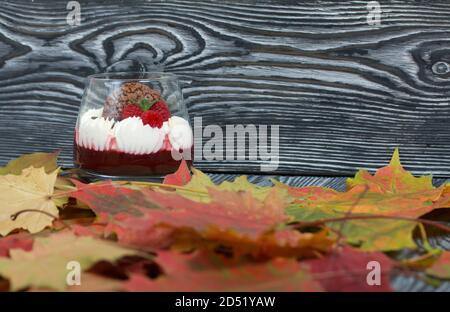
[291,214,450,234]
[10,209,71,230]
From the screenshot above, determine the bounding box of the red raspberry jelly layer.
[74,143,193,176]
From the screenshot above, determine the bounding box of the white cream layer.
[77,108,193,154]
[77,109,114,151]
[114,117,165,154]
[168,116,194,151]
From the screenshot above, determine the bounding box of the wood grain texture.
[2,0,450,175]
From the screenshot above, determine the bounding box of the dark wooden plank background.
[2,0,450,176]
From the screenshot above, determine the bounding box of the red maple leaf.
[0,233,33,257]
[305,246,395,291]
[70,181,333,258]
[124,250,323,292]
[163,159,191,186]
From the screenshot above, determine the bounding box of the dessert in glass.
[74,72,193,178]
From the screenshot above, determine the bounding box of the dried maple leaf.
[70,180,154,216]
[426,251,450,279]
[0,232,145,291]
[347,149,432,194]
[0,167,59,236]
[288,149,442,217]
[162,159,191,186]
[0,233,33,257]
[66,273,124,292]
[71,223,108,239]
[289,207,418,251]
[0,151,59,175]
[124,250,323,292]
[0,151,72,209]
[27,273,126,292]
[0,150,70,213]
[70,181,333,258]
[53,175,77,208]
[305,246,395,291]
[149,188,288,239]
[174,168,276,203]
[282,149,446,251]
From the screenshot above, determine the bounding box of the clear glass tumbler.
[73,72,193,178]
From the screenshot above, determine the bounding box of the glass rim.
[87,72,178,81]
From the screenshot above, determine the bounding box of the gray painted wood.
[1,0,450,175]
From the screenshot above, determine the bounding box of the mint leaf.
[138,98,159,111]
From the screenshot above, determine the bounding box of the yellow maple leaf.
[0,151,59,175]
[0,232,144,291]
[0,166,58,236]
[174,168,283,203]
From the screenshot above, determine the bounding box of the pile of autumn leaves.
[0,150,449,292]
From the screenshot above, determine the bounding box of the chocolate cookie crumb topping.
[102,82,161,120]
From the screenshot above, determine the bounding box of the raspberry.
[102,82,161,120]
[149,100,171,121]
[142,110,163,128]
[120,104,142,120]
